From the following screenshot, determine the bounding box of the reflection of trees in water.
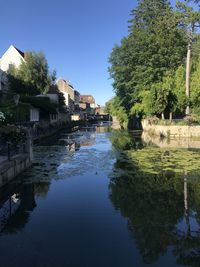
[110,130,143,151]
[34,181,50,198]
[110,158,183,264]
[109,130,200,266]
[0,182,36,234]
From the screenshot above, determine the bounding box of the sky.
[0,0,138,106]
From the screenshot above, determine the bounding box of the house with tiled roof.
[0,45,25,72]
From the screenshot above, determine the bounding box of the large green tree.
[105,96,128,128]
[109,0,187,119]
[8,51,54,95]
[18,52,52,94]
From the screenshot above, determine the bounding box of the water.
[1,126,200,267]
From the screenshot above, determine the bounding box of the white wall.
[71,114,80,121]
[30,108,39,122]
[90,103,96,108]
[63,92,69,106]
[0,45,25,72]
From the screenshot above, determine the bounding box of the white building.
[0,45,25,72]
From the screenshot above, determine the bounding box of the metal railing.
[0,141,26,161]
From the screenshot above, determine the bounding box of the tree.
[109,37,136,112]
[176,0,200,115]
[151,74,177,120]
[105,96,128,128]
[8,51,54,95]
[173,65,186,114]
[109,0,187,119]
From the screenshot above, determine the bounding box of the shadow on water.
[109,130,200,267]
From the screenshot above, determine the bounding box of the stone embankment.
[0,153,31,188]
[0,129,33,188]
[112,116,121,129]
[142,119,200,138]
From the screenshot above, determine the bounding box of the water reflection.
[109,130,200,266]
[0,127,112,235]
[25,128,97,183]
[142,131,200,149]
[0,129,92,235]
[0,181,36,234]
[2,127,200,266]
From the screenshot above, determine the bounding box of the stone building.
[56,79,75,113]
[80,95,95,105]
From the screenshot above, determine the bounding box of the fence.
[0,141,26,161]
[0,126,28,161]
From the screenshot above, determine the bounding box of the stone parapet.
[142,119,200,138]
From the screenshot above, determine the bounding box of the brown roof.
[80,95,95,104]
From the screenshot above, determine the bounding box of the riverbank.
[0,153,31,188]
[142,118,200,138]
[0,120,110,187]
[0,121,81,187]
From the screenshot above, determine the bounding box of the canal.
[1,125,200,267]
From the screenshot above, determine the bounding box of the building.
[95,106,106,115]
[46,85,59,104]
[79,95,96,117]
[74,90,80,103]
[0,45,25,72]
[56,79,75,113]
[0,45,25,92]
[80,95,95,105]
[56,79,74,100]
[30,107,40,122]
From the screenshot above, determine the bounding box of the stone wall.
[0,154,31,188]
[112,116,121,129]
[142,119,200,138]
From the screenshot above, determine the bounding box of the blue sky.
[1,0,178,105]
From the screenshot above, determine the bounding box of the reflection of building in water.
[96,126,110,133]
[64,142,80,152]
[60,130,96,148]
[80,132,96,147]
[80,141,94,147]
[0,182,36,233]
